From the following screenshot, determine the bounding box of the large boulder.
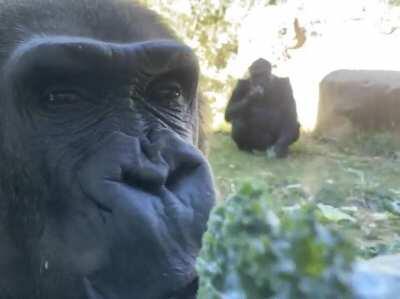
[316,70,400,137]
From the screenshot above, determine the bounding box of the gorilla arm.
[224,79,251,122]
[272,78,300,157]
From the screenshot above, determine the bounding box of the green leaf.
[317,204,357,223]
[197,184,355,299]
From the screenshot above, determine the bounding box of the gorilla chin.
[0,1,215,299]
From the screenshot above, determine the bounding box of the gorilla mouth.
[165,276,199,299]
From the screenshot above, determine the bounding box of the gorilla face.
[0,2,215,299]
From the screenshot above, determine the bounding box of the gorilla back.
[0,1,215,298]
[225,58,300,158]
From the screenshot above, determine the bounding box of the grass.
[208,131,400,258]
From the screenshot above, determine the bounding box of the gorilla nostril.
[122,170,152,192]
[165,167,184,190]
[165,161,199,191]
[121,170,139,188]
[121,164,167,193]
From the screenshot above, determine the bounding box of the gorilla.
[0,0,215,298]
[225,58,300,158]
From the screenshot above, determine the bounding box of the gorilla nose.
[120,136,169,192]
[120,129,205,194]
[121,129,201,193]
[146,129,206,191]
[121,163,166,192]
[80,130,206,197]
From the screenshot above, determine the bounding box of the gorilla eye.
[149,81,184,105]
[44,89,82,105]
[49,92,79,103]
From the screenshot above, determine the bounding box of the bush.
[196,184,355,299]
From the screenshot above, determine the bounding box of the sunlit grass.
[208,132,400,257]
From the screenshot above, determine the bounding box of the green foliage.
[336,132,400,159]
[141,0,240,70]
[141,0,282,71]
[197,184,355,299]
[140,0,279,103]
[209,133,400,264]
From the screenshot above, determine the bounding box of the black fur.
[0,1,215,298]
[225,58,300,157]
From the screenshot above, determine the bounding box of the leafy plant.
[140,0,282,123]
[197,183,355,299]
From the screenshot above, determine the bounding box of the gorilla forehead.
[0,0,175,57]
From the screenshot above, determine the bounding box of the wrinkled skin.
[225,58,300,158]
[0,1,215,298]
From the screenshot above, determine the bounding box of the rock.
[351,254,400,299]
[316,70,400,137]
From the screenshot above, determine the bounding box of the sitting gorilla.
[225,58,300,157]
[0,0,215,298]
